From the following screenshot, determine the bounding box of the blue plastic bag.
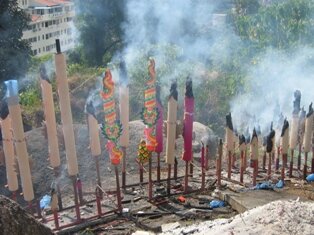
[209,200,225,208]
[306,174,314,182]
[40,195,51,209]
[254,181,273,190]
[275,180,284,188]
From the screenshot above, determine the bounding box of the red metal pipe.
[304,152,308,179]
[72,178,81,221]
[282,153,287,180]
[267,153,272,179]
[289,150,294,178]
[114,166,122,213]
[122,147,126,189]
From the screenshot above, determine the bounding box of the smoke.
[230,47,314,137]
[121,0,241,91]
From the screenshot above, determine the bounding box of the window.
[42,22,44,27]
[38,36,40,41]
[43,47,45,52]
[42,35,44,40]
[48,8,53,14]
[33,49,37,55]
[46,34,48,40]
[38,48,41,53]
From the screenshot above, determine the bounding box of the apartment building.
[18,0,75,56]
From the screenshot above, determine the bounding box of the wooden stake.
[304,152,308,179]
[53,209,59,230]
[262,151,266,170]
[174,157,178,180]
[253,159,258,186]
[289,150,294,178]
[167,164,171,195]
[190,159,193,177]
[228,151,232,179]
[157,153,161,183]
[96,187,102,217]
[72,178,80,221]
[148,155,152,200]
[297,144,302,170]
[139,163,144,184]
[217,139,223,188]
[184,161,189,193]
[122,147,126,189]
[114,166,122,213]
[267,153,272,178]
[282,153,287,180]
[240,150,244,183]
[275,147,280,171]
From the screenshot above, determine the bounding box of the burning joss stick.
[0,101,18,197]
[281,119,289,180]
[289,90,301,177]
[250,129,258,186]
[119,60,129,188]
[155,84,163,182]
[5,80,34,202]
[100,68,123,211]
[303,103,313,179]
[182,77,194,192]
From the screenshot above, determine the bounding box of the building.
[18,0,75,56]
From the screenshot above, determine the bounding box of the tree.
[0,0,31,83]
[74,0,125,67]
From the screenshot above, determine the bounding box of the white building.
[18,0,75,56]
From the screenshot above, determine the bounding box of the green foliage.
[0,0,31,84]
[74,0,125,66]
[19,84,41,108]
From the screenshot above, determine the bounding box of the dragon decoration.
[140,58,159,153]
[100,68,123,165]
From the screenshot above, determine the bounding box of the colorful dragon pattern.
[100,68,123,165]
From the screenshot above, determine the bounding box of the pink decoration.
[182,97,194,161]
[155,101,163,153]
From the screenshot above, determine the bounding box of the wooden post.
[289,150,294,178]
[297,144,302,170]
[228,151,232,179]
[148,155,152,200]
[304,152,308,179]
[184,161,189,193]
[96,187,102,217]
[275,147,280,171]
[139,163,144,183]
[267,153,272,178]
[114,166,122,213]
[174,157,178,180]
[253,160,258,186]
[157,153,161,183]
[240,150,244,183]
[72,178,81,221]
[282,153,287,180]
[262,151,266,170]
[217,139,223,188]
[53,210,59,230]
[167,164,171,195]
[189,159,193,177]
[122,147,126,189]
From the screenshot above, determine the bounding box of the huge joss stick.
[303,103,313,178]
[86,101,101,186]
[182,77,194,193]
[100,69,123,165]
[165,81,178,195]
[225,113,234,179]
[141,58,158,152]
[119,61,129,188]
[155,84,163,182]
[298,108,306,170]
[281,119,289,180]
[54,39,78,177]
[40,64,61,168]
[0,101,18,197]
[5,80,34,202]
[266,123,275,178]
[100,68,123,211]
[289,90,301,177]
[250,129,258,186]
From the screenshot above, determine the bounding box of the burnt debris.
[306,103,313,118]
[39,64,51,83]
[226,113,233,131]
[85,100,96,119]
[0,100,9,120]
[292,90,301,115]
[281,119,289,137]
[185,76,194,98]
[168,81,178,101]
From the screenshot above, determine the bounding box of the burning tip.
[185,77,193,98]
[307,103,313,118]
[281,118,289,137]
[226,113,233,131]
[169,80,178,101]
[55,39,61,53]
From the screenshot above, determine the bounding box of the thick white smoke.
[230,47,314,137]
